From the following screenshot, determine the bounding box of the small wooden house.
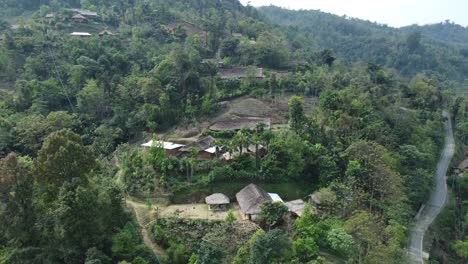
[205,193,230,211]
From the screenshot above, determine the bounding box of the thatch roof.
[210,117,271,131]
[219,67,264,80]
[180,136,215,152]
[285,199,306,217]
[236,184,272,215]
[205,193,230,205]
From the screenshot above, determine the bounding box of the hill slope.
[259,6,468,85]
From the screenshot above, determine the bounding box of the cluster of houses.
[141,117,271,161]
[205,183,312,221]
[44,8,115,38]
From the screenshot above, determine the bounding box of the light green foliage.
[293,237,319,262]
[225,210,236,224]
[259,201,289,228]
[452,240,468,258]
[326,228,354,256]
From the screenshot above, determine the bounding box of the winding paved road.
[408,111,455,263]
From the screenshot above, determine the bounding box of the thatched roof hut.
[236,184,272,216]
[210,117,271,131]
[206,193,230,210]
[205,193,230,205]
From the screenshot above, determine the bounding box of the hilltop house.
[141,140,185,156]
[205,193,230,211]
[236,184,283,221]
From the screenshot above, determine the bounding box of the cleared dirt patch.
[157,203,246,221]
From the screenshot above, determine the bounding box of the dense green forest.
[259,6,468,89]
[0,0,467,263]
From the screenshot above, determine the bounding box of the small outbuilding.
[205,193,230,211]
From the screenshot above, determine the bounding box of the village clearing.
[165,95,317,142]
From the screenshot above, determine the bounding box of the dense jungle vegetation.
[0,0,467,263]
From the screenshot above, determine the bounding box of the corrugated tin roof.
[141,140,185,150]
[268,193,284,203]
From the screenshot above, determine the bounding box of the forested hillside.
[0,0,467,263]
[259,6,468,86]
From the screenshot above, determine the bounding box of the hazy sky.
[240,0,468,28]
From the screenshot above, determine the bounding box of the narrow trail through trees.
[126,199,166,261]
[408,111,455,263]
